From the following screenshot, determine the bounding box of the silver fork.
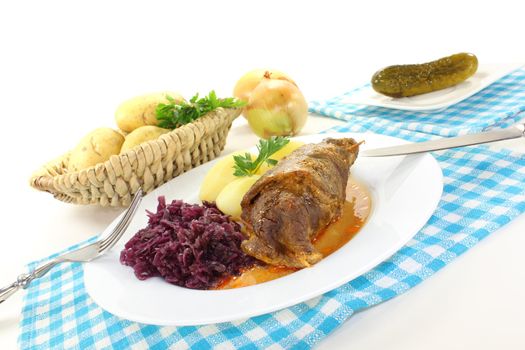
[0,188,144,304]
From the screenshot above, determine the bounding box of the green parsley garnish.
[156,90,246,129]
[233,136,290,177]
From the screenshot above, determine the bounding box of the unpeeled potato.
[199,151,255,203]
[216,175,261,219]
[256,140,305,174]
[68,128,125,172]
[115,92,184,132]
[120,125,171,154]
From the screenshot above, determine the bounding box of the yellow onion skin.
[233,69,296,113]
[245,79,308,139]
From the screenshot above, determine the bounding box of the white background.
[1,1,525,349]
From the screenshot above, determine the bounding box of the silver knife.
[361,124,525,157]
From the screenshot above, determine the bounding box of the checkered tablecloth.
[19,74,525,349]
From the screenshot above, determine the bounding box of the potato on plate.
[216,175,261,219]
[199,151,254,203]
[256,140,305,174]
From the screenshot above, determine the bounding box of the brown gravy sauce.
[217,177,371,289]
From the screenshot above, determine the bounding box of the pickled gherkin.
[371,53,478,98]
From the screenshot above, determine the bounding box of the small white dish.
[83,132,443,326]
[342,63,523,111]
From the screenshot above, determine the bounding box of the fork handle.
[0,260,59,304]
[0,280,22,304]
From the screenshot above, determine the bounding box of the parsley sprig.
[156,91,246,129]
[233,136,290,177]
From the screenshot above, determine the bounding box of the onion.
[245,79,308,139]
[233,69,296,105]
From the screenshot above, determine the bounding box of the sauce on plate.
[217,177,371,289]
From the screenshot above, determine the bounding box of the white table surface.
[1,1,525,349]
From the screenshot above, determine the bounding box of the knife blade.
[361,124,525,157]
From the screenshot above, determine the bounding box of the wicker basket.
[30,107,241,207]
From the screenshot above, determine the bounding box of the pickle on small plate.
[371,53,478,98]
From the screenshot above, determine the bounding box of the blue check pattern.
[19,76,525,349]
[309,68,525,137]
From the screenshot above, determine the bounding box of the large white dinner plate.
[84,132,443,326]
[342,62,523,111]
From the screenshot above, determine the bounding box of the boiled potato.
[256,140,305,174]
[199,151,254,203]
[115,92,184,132]
[216,175,260,219]
[120,125,171,153]
[68,128,125,172]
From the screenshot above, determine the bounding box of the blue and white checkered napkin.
[20,78,525,349]
[310,68,525,137]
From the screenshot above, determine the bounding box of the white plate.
[342,63,523,111]
[84,132,443,326]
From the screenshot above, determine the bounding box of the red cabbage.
[120,196,255,289]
